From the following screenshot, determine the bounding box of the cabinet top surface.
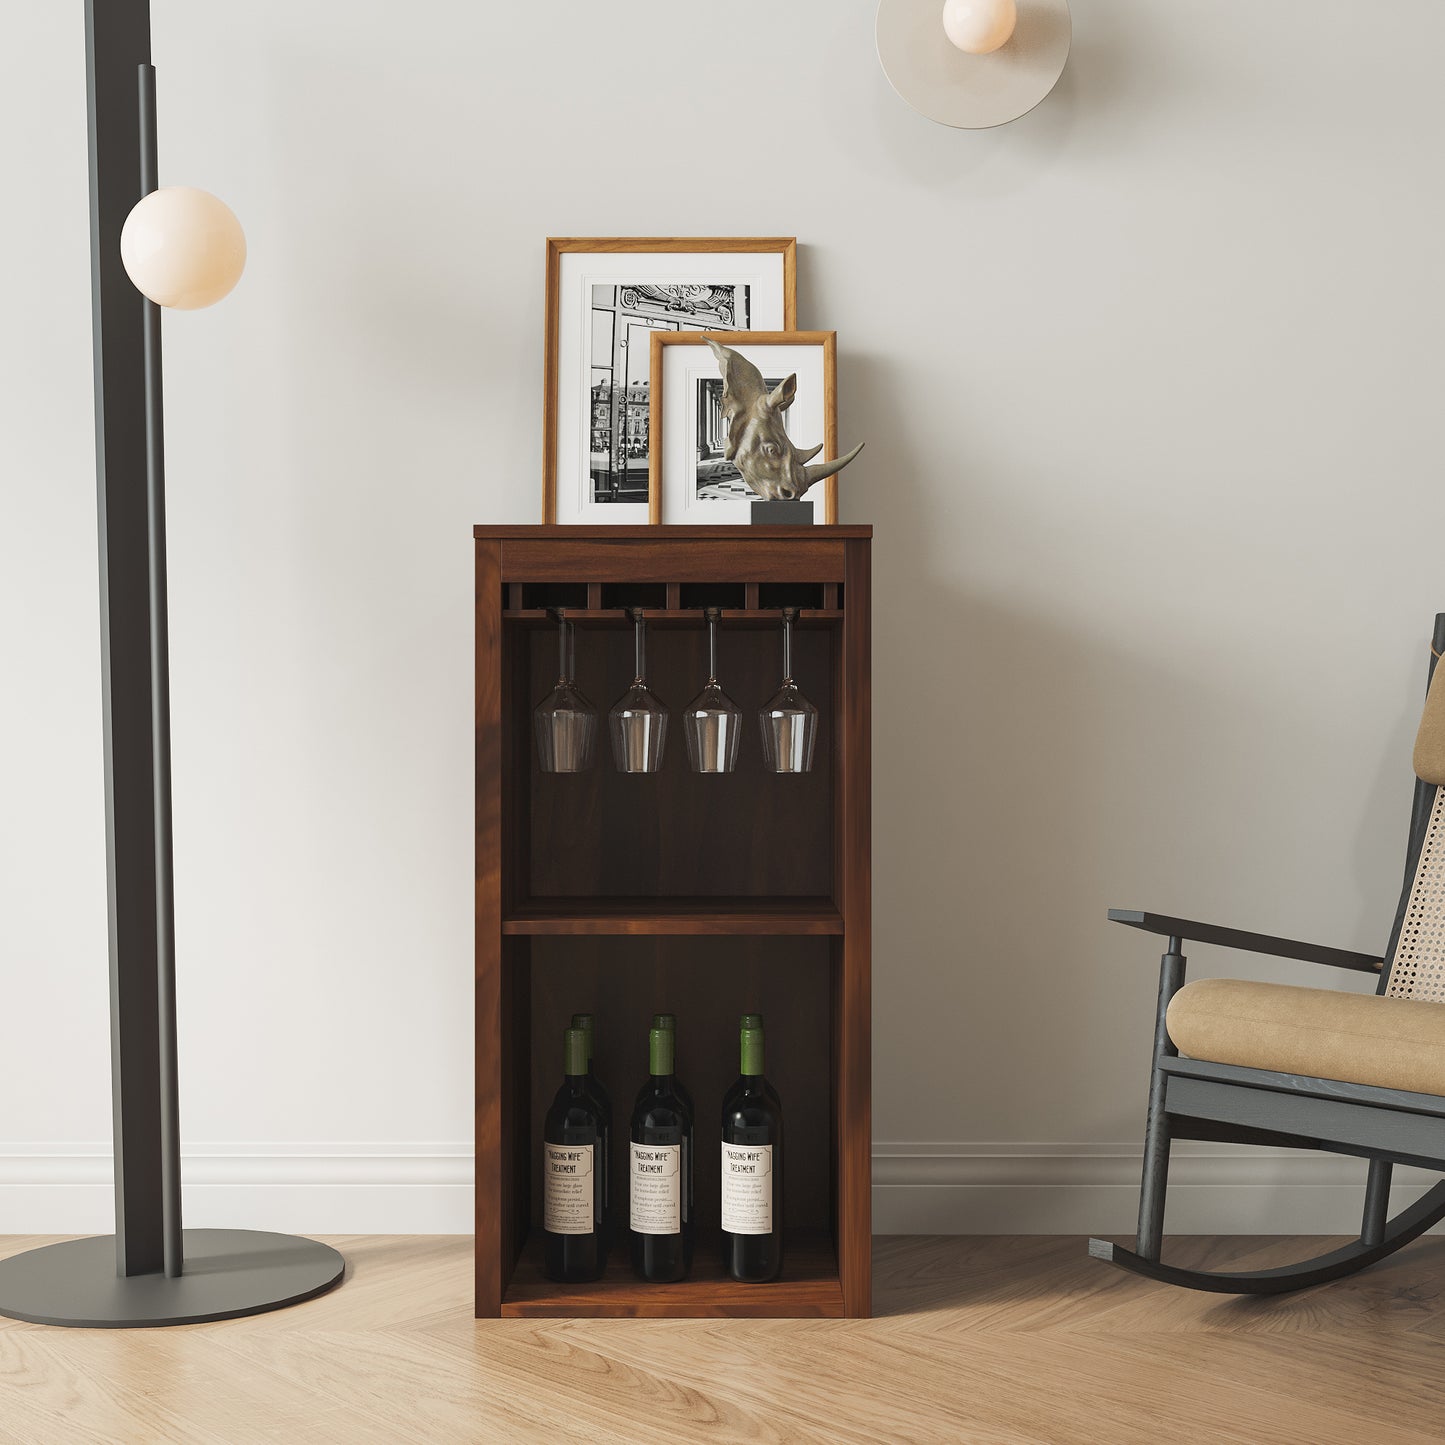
[473,525,873,540]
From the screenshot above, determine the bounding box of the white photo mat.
[553,252,788,525]
[657,340,830,527]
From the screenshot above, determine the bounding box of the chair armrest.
[1107,909,1383,973]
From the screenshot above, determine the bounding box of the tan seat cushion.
[1166,977,1445,1097]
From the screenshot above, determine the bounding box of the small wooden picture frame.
[649,330,841,526]
[542,238,797,525]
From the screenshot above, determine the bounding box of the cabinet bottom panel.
[498,1227,843,1318]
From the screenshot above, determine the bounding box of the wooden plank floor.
[3,1234,1445,1443]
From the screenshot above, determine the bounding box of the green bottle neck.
[648,1027,675,1078]
[564,1028,589,1078]
[571,1015,595,1072]
[740,1027,765,1077]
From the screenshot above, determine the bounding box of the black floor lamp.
[0,0,344,1327]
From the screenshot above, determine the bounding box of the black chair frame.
[1091,614,1445,1294]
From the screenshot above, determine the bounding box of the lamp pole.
[137,57,184,1282]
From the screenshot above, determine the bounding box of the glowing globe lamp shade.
[120,186,246,310]
[941,0,1017,54]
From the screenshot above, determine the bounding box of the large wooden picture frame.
[648,331,840,526]
[543,238,797,525]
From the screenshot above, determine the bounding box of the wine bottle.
[629,1024,694,1282]
[570,1012,612,1241]
[543,1026,607,1283]
[721,1013,783,1283]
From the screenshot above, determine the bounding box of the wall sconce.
[876,0,1072,129]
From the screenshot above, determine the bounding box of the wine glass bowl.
[609,610,668,773]
[684,608,742,774]
[534,614,597,773]
[759,608,817,774]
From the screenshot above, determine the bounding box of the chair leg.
[1135,940,1187,1261]
[1362,1160,1393,1248]
[1135,1097,1171,1261]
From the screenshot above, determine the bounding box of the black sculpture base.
[751,500,814,525]
[0,1229,344,1328]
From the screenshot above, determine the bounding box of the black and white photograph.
[588,283,751,505]
[544,239,795,524]
[694,374,786,501]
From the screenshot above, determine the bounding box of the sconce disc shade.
[876,0,1071,129]
[120,186,246,309]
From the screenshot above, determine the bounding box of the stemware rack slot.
[599,582,669,611]
[519,581,588,611]
[475,525,871,1320]
[679,582,747,611]
[758,582,825,611]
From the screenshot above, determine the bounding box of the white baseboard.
[0,1144,475,1235]
[0,1142,1433,1236]
[871,1142,1439,1235]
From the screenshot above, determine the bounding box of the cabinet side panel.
[838,539,872,1317]
[476,540,505,1315]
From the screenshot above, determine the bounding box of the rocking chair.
[1091,613,1445,1293]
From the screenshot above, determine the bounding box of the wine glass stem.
[707,609,719,685]
[556,613,568,683]
[634,610,646,685]
[782,607,795,685]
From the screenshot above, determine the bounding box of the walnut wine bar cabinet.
[474,526,872,1319]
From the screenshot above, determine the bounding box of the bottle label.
[544,1143,594,1235]
[630,1142,681,1234]
[721,1142,774,1235]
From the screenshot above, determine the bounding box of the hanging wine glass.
[609,609,668,773]
[759,608,817,773]
[534,612,597,772]
[684,608,742,774]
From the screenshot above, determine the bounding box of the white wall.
[3,0,1444,1234]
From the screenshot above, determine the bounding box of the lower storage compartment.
[501,1227,842,1318]
[500,936,842,1317]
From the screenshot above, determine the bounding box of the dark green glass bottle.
[720,1013,783,1283]
[629,1024,694,1282]
[570,1012,613,1243]
[543,1027,607,1283]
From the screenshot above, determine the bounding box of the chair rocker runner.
[1092,612,1445,1294]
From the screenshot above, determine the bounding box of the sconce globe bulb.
[941,0,1017,54]
[120,186,246,310]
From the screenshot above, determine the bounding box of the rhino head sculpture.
[706,338,864,502]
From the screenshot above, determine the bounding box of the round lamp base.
[0,1229,345,1328]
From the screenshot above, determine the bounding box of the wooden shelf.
[503,898,843,936]
[503,608,841,628]
[501,1229,843,1319]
